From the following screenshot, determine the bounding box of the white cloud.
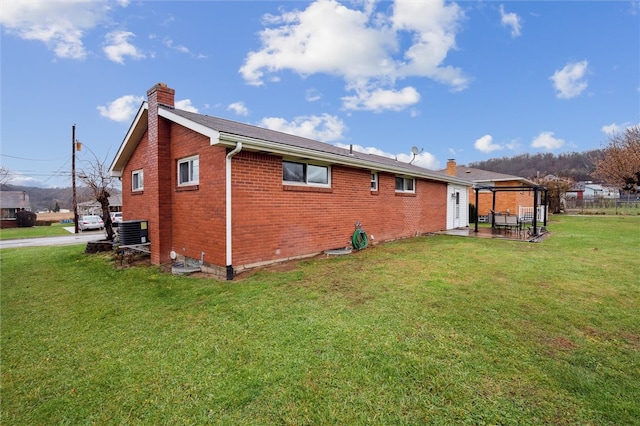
[474,134,503,153]
[336,143,392,158]
[227,102,249,116]
[398,151,439,170]
[505,138,522,150]
[448,147,462,157]
[240,0,468,112]
[103,30,145,64]
[97,95,144,122]
[531,131,565,150]
[162,14,176,26]
[335,143,439,170]
[163,37,189,54]
[175,99,198,113]
[391,0,467,89]
[342,86,420,112]
[550,60,589,99]
[305,88,322,102]
[602,122,639,135]
[499,5,521,38]
[162,36,207,59]
[6,172,45,187]
[0,0,112,59]
[259,114,346,142]
[601,123,621,135]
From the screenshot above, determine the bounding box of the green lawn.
[0,222,72,240]
[1,215,639,425]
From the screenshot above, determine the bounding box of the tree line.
[467,150,601,182]
[468,127,640,213]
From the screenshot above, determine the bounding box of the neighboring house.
[78,193,122,216]
[0,190,31,228]
[442,160,545,221]
[566,181,619,200]
[110,83,472,279]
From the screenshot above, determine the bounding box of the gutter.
[217,134,473,187]
[225,142,243,280]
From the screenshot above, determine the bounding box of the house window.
[178,155,199,186]
[395,176,415,193]
[371,172,378,191]
[132,169,143,191]
[283,160,330,186]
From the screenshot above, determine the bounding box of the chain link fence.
[564,196,640,215]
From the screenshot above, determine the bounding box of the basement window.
[178,155,199,186]
[132,169,144,191]
[282,160,330,187]
[395,176,415,193]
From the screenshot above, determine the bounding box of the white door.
[453,191,461,228]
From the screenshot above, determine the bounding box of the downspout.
[225,142,243,280]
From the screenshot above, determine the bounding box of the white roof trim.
[218,133,472,186]
[109,102,148,176]
[158,108,220,144]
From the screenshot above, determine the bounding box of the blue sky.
[1,0,638,188]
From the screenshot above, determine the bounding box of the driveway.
[0,230,107,249]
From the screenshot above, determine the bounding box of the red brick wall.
[170,126,227,267]
[124,122,450,272]
[122,129,149,220]
[230,151,447,267]
[0,219,18,229]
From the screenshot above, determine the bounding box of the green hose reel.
[351,226,368,250]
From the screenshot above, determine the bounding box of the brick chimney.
[446,159,457,176]
[146,83,174,264]
[147,82,175,108]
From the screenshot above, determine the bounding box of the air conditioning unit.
[119,220,149,246]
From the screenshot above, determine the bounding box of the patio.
[438,225,548,242]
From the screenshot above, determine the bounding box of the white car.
[79,215,104,231]
[110,212,123,226]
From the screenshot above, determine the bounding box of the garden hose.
[351,228,368,250]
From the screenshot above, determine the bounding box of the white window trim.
[371,172,378,191]
[282,160,331,188]
[132,169,144,191]
[178,155,199,186]
[395,176,416,193]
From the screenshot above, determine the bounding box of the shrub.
[16,210,37,228]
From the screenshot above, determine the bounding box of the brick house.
[443,159,546,222]
[110,83,472,279]
[0,190,31,229]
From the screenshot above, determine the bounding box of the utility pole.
[72,124,79,234]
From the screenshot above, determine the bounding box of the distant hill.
[0,184,119,212]
[467,150,602,182]
[1,185,72,212]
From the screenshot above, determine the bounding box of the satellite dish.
[411,146,420,155]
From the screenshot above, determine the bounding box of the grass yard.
[1,215,639,425]
[0,222,72,240]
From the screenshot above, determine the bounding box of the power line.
[0,153,69,161]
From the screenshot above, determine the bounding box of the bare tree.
[534,175,574,214]
[592,126,640,194]
[77,156,116,241]
[0,166,10,185]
